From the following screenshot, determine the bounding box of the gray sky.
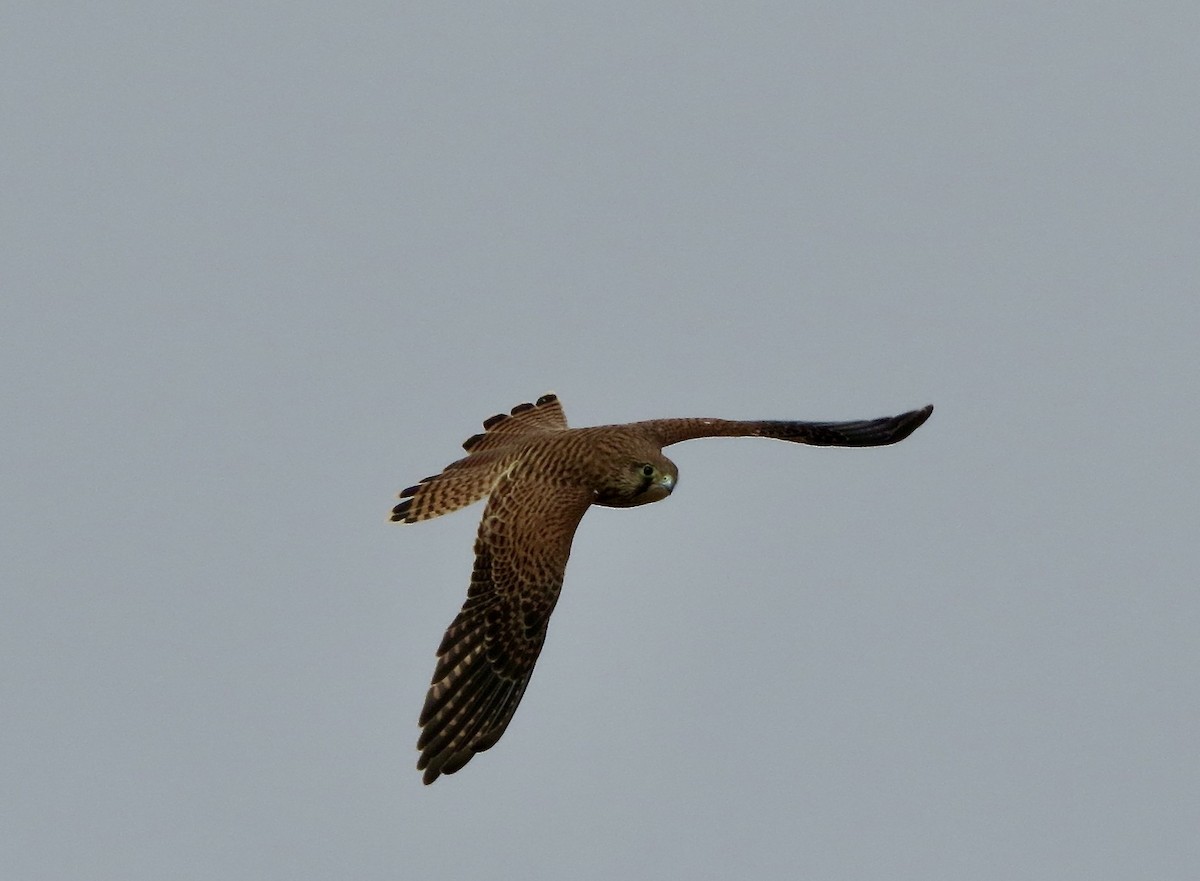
[4,3,1198,879]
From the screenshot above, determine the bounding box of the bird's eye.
[641,464,655,477]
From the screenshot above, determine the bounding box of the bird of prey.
[391,393,932,784]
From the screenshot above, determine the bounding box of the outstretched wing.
[392,393,568,523]
[417,471,593,784]
[746,404,933,446]
[639,404,934,448]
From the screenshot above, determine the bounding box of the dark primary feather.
[642,404,934,448]
[753,404,934,446]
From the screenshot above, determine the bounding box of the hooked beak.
[643,472,675,502]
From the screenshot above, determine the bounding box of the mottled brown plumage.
[392,393,933,783]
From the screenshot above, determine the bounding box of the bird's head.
[592,449,678,508]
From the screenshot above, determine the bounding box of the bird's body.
[392,393,932,783]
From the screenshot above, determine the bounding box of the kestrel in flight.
[392,393,932,784]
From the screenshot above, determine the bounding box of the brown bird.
[392,393,933,784]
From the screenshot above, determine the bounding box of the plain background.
[4,4,1197,879]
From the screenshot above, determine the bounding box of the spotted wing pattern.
[416,469,593,784]
[392,393,567,523]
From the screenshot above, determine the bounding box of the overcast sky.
[4,3,1198,879]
